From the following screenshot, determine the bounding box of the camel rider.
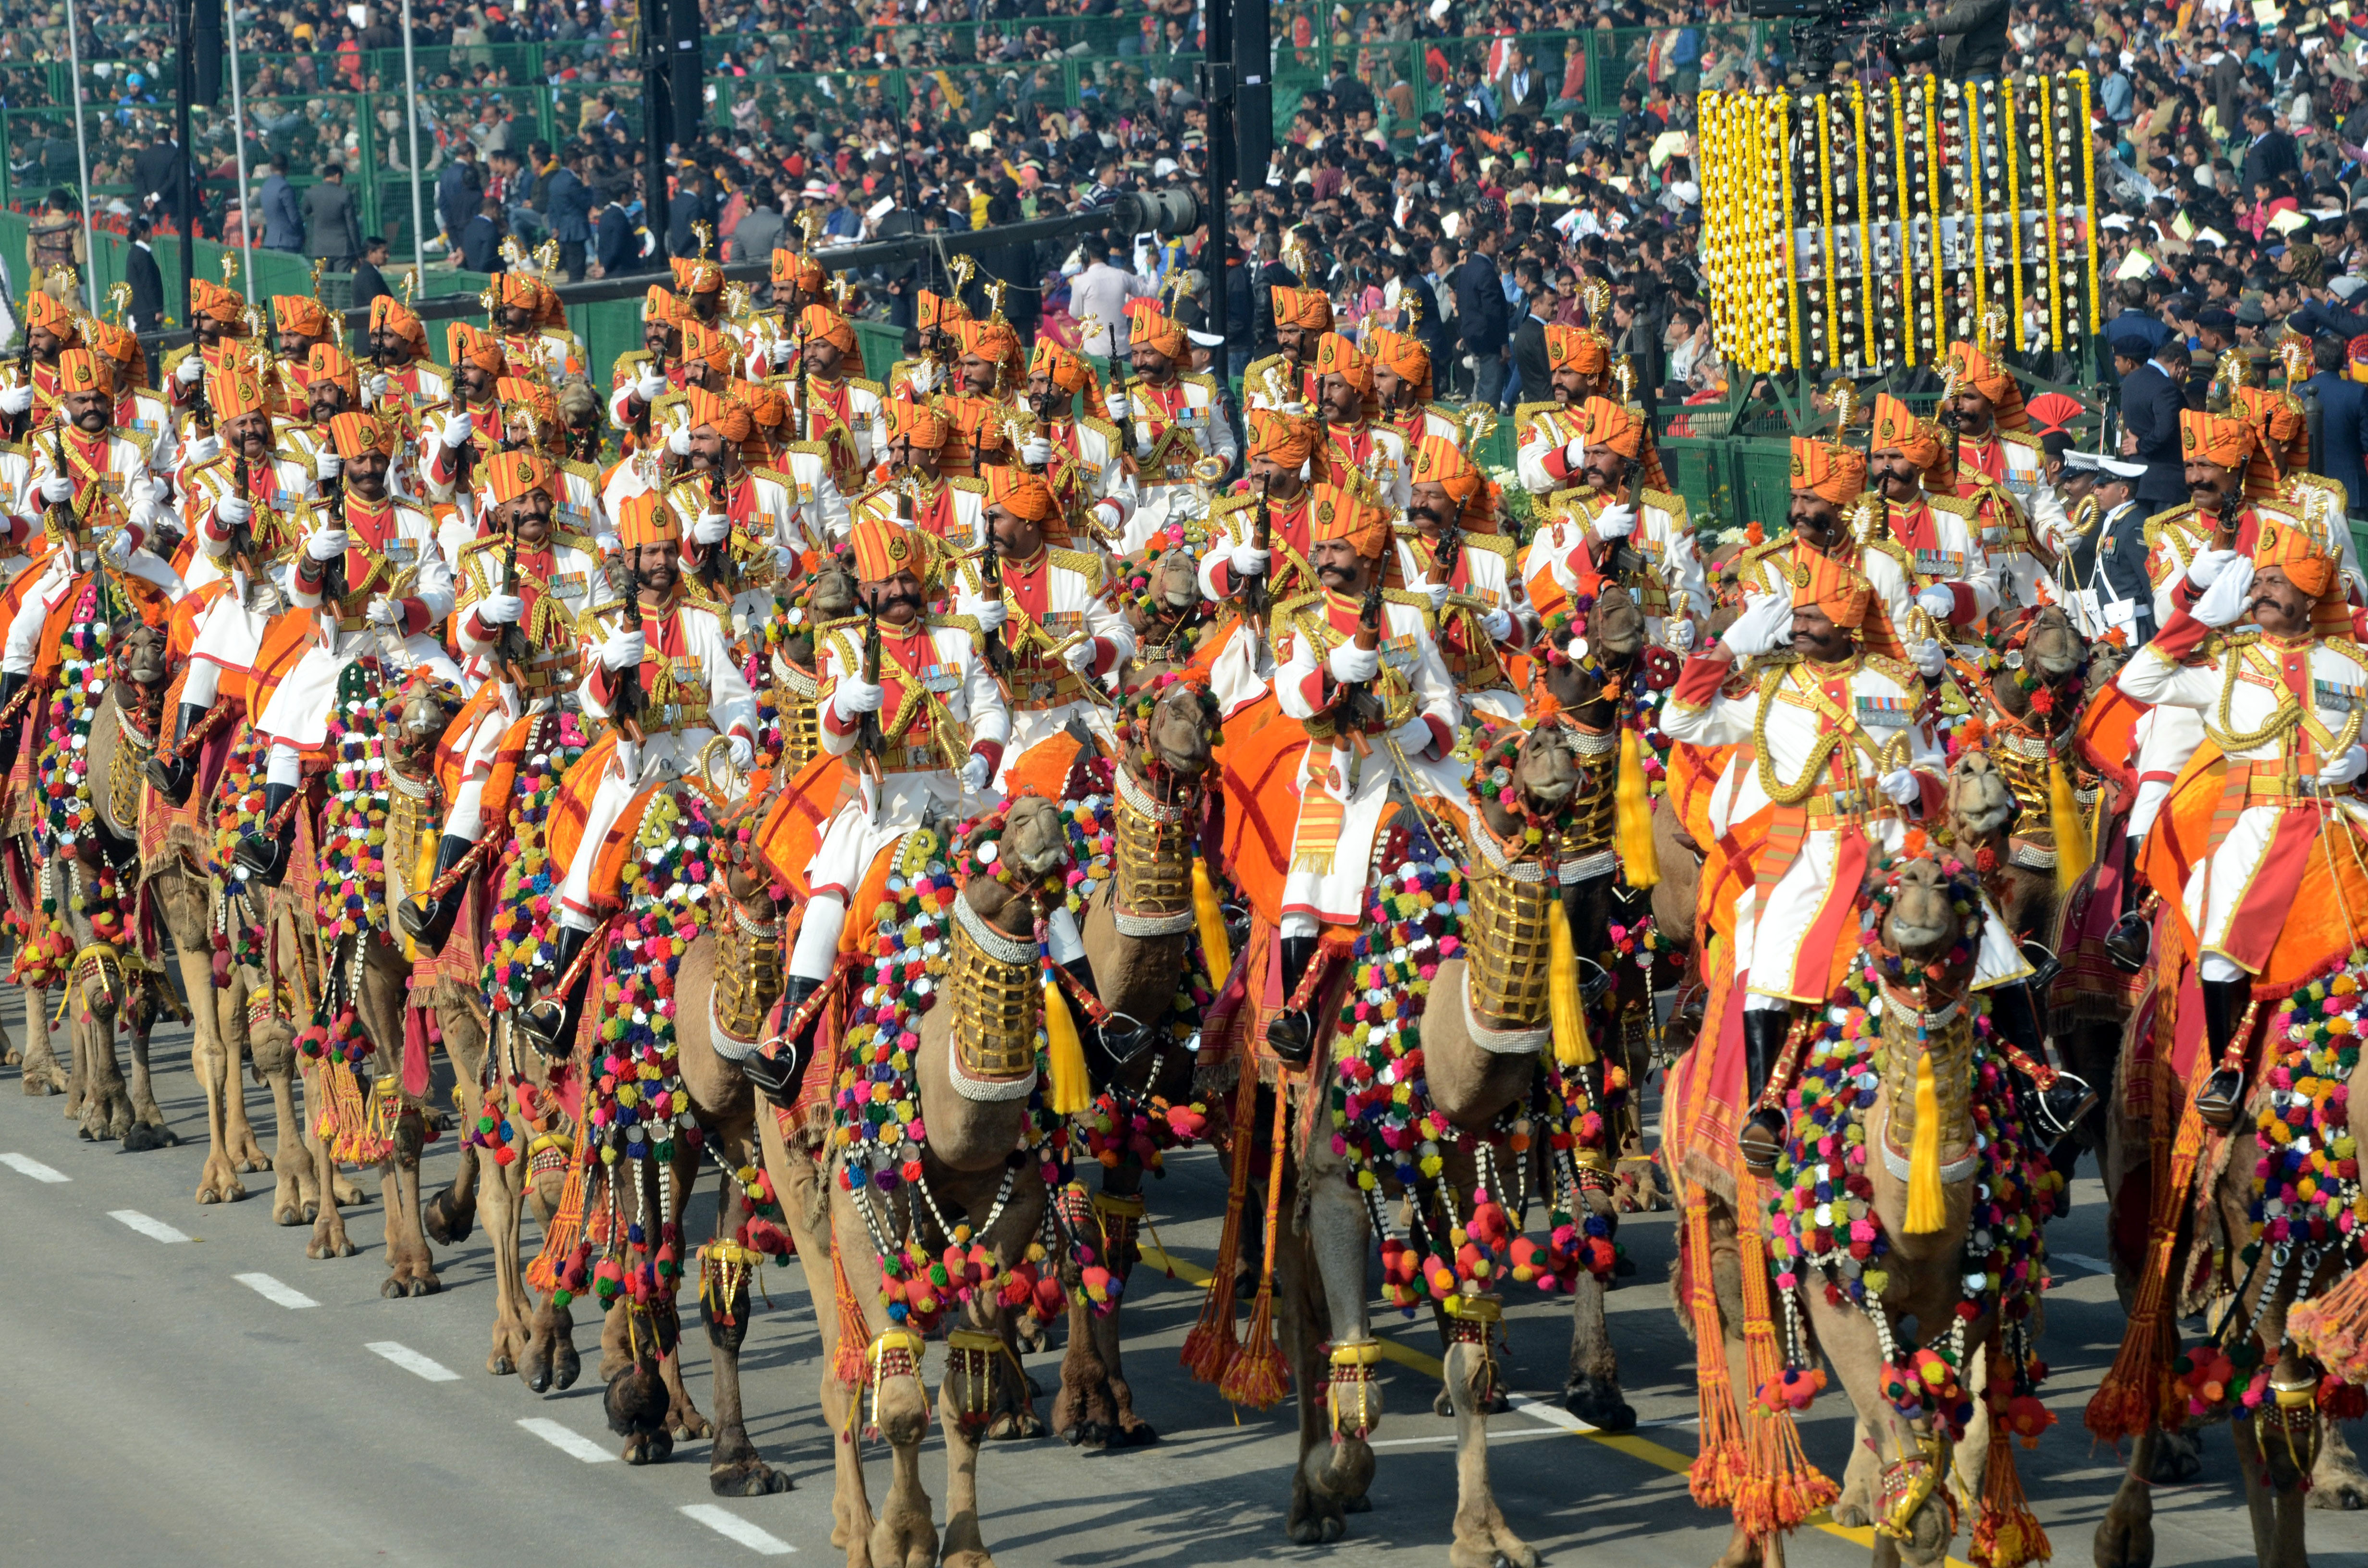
[886,288,969,401]
[1108,311,1235,552]
[361,294,451,418]
[670,253,738,348]
[1368,328,1466,449]
[949,465,1133,785]
[417,322,511,527]
[1399,435,1533,722]
[659,385,810,632]
[1732,438,1916,655]
[2118,508,2368,1126]
[1265,482,1463,1060]
[939,318,1024,478]
[1311,332,1412,511]
[490,270,587,383]
[2234,382,2368,597]
[0,290,81,440]
[1866,393,2004,649]
[160,280,255,421]
[853,395,987,550]
[400,447,600,946]
[1514,323,1610,499]
[748,249,827,381]
[1520,396,1707,643]
[1197,409,1322,716]
[482,375,612,562]
[786,304,882,489]
[1662,557,2075,1170]
[598,320,747,516]
[607,284,690,437]
[267,294,333,410]
[1245,284,1332,412]
[741,511,1010,1104]
[1939,342,2070,610]
[286,343,364,469]
[82,319,176,481]
[516,491,757,1051]
[1024,341,1136,547]
[233,409,463,883]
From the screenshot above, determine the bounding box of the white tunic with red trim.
[1118,372,1234,553]
[1322,419,1412,511]
[1392,529,1535,722]
[950,543,1132,786]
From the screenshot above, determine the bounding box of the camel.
[754,794,1074,1568]
[1120,547,1212,680]
[770,556,859,768]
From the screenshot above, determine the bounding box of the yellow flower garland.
[2040,72,2063,356]
[2077,68,2102,336]
[2004,76,2025,353]
[1854,81,1875,368]
[1777,93,1803,373]
[1965,84,1989,339]
[1817,91,1841,368]
[1924,76,1944,357]
[1892,78,1916,367]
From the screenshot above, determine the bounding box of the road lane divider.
[0,1152,68,1181]
[680,1504,796,1555]
[519,1417,618,1462]
[110,1209,190,1242]
[366,1341,462,1382]
[234,1272,320,1309]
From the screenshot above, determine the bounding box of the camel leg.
[187,939,247,1204]
[1091,1158,1158,1445]
[424,1006,484,1248]
[301,1065,358,1259]
[377,1107,442,1297]
[1281,1155,1376,1544]
[2311,1417,2368,1510]
[868,1359,938,1568]
[1804,1301,1953,1567]
[73,995,135,1142]
[701,1129,790,1496]
[939,1308,1027,1568]
[122,1001,177,1149]
[2233,1414,2313,1568]
[1050,1289,1119,1448]
[518,1155,580,1393]
[1445,1327,1539,1568]
[2093,1426,2158,1568]
[1833,1417,1881,1528]
[254,1007,319,1226]
[481,1115,530,1377]
[1562,1189,1636,1429]
[18,982,65,1094]
[218,965,272,1173]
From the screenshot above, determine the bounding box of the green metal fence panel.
[855,320,904,385]
[573,295,646,391]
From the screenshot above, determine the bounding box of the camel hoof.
[621,1429,675,1466]
[1063,1420,1111,1450]
[1114,1419,1159,1447]
[1434,1385,1510,1417]
[1831,1497,1872,1529]
[490,1353,516,1376]
[673,1408,715,1442]
[551,1342,581,1392]
[988,1407,1047,1440]
[423,1191,473,1247]
[1013,1316,1049,1355]
[273,1200,304,1226]
[122,1123,163,1152]
[1563,1373,1635,1431]
[22,1072,60,1097]
[711,1459,793,1496]
[1286,1511,1346,1546]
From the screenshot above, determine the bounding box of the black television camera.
[1743,0,1907,84]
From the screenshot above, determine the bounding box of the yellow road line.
[1136,1243,1975,1568]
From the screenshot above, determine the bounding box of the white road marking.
[1505,1392,1597,1433]
[680,1505,796,1555]
[109,1209,189,1242]
[365,1341,461,1382]
[0,1152,68,1182]
[2054,1252,2112,1274]
[518,1417,617,1463]
[234,1272,319,1309]
[1373,1426,1572,1448]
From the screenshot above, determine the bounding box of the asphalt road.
[2,989,2363,1568]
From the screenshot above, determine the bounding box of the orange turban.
[849,513,921,582]
[1946,342,2027,432]
[2180,407,2255,470]
[306,343,359,399]
[642,284,684,325]
[1028,339,1097,396]
[681,319,737,374]
[1545,323,1608,375]
[1789,437,1868,506]
[916,288,967,331]
[56,348,111,399]
[2235,386,2309,497]
[212,363,270,420]
[884,394,949,448]
[26,291,79,342]
[84,318,138,368]
[1270,284,1333,331]
[1246,408,1318,468]
[496,374,560,428]
[496,270,556,314]
[1871,393,1943,469]
[1411,435,1495,532]
[671,256,724,294]
[485,447,555,504]
[2252,513,2342,600]
[1368,328,1433,401]
[272,294,329,339]
[1580,396,1647,461]
[1789,550,1875,632]
[615,490,679,550]
[448,321,508,376]
[188,280,247,328]
[985,466,1057,523]
[772,249,824,294]
[950,319,1021,366]
[328,410,400,460]
[685,386,753,444]
[370,293,427,353]
[1313,332,1373,395]
[797,304,857,355]
[1132,312,1186,362]
[740,381,789,436]
[1309,482,1390,557]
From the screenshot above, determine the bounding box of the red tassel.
[1971,1339,2050,1568]
[1683,1195,1750,1508]
[1216,1074,1295,1409]
[1183,1062,1260,1386]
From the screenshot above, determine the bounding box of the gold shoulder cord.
[1752,666,1846,806]
[2209,644,2365,758]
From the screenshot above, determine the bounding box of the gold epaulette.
[1078,414,1120,446]
[1460,531,1517,561]
[1273,589,1325,619]
[747,465,793,490]
[1996,427,2043,451]
[1925,490,1981,520]
[927,612,979,635]
[1861,651,1918,685]
[1381,588,1432,611]
[611,349,653,383]
[1639,486,1688,527]
[1179,371,1217,393]
[949,476,988,495]
[1242,353,1286,386]
[2142,502,2201,551]
[848,377,883,397]
[1207,490,1259,522]
[782,441,830,463]
[1515,399,1569,424]
[1046,545,1106,592]
[680,581,731,616]
[1734,528,1796,576]
[1426,402,1468,434]
[541,326,577,343]
[560,458,603,488]
[1861,535,1914,573]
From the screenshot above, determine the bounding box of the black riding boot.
[1737,1006,1792,1174]
[234,781,299,886]
[743,974,824,1107]
[2196,975,2253,1129]
[1988,980,2097,1141]
[144,701,210,804]
[1266,935,1321,1064]
[2104,841,2152,973]
[517,922,593,1057]
[0,670,28,780]
[396,834,475,948]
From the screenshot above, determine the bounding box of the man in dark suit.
[123,216,165,334]
[1511,262,1554,405]
[300,164,362,272]
[544,145,593,282]
[459,199,507,274]
[593,179,639,277]
[2241,103,2299,197]
[1451,215,1512,408]
[348,235,394,318]
[2119,335,2190,510]
[2306,334,2368,517]
[131,132,188,233]
[667,170,712,259]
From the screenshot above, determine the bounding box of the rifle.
[608,603,648,745]
[314,459,349,652]
[46,426,78,558]
[695,460,732,603]
[1239,476,1272,620]
[494,528,532,683]
[977,516,1011,677]
[1340,573,1388,757]
[10,322,31,442]
[854,598,886,792]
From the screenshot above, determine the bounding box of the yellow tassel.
[1192,857,1233,984]
[1905,1049,1945,1234]
[1549,900,1594,1067]
[2049,757,2092,900]
[1615,727,1659,890]
[1043,977,1089,1115]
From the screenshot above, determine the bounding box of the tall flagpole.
[62,0,100,312]
[224,0,256,302]
[401,0,426,281]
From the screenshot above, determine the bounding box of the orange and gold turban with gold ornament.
[1270,284,1333,332]
[1246,407,1319,468]
[848,513,921,582]
[328,409,400,460]
[1789,550,1875,632]
[484,446,554,504]
[798,304,857,356]
[1871,393,1943,469]
[1313,331,1373,396]
[681,319,737,374]
[615,490,680,550]
[1789,437,1868,506]
[1946,341,2027,431]
[772,249,824,295]
[1309,482,1390,557]
[685,386,753,444]
[1580,395,1647,460]
[212,362,270,420]
[272,294,329,339]
[915,288,967,331]
[884,395,949,448]
[55,348,111,399]
[2180,407,2256,470]
[1412,434,1495,532]
[371,292,427,353]
[307,343,359,399]
[448,320,508,376]
[1368,328,1433,401]
[1544,323,1608,375]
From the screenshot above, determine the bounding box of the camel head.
[2021,604,2086,682]
[1945,751,2017,845]
[1588,580,1647,662]
[1128,674,1217,783]
[1472,720,1585,842]
[961,793,1075,938]
[999,795,1070,879]
[107,617,171,698]
[1150,547,1199,613]
[785,556,861,668]
[713,796,777,913]
[1878,856,1971,969]
[389,679,466,782]
[1993,605,2089,728]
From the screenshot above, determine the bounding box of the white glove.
[364,372,390,405]
[2186,548,2239,590]
[908,359,940,394]
[1020,433,1054,467]
[2321,745,2368,788]
[1061,638,1099,674]
[692,510,731,545]
[182,433,221,466]
[213,492,253,527]
[960,752,993,793]
[1592,502,1636,539]
[666,422,692,456]
[365,595,404,626]
[136,476,171,508]
[1915,584,1957,619]
[831,673,884,718]
[315,449,342,483]
[1391,714,1437,756]
[1879,768,1922,806]
[476,592,523,625]
[634,367,667,402]
[594,530,620,553]
[174,355,205,388]
[1327,641,1381,684]
[305,527,348,563]
[600,628,646,672]
[39,474,73,504]
[0,382,33,416]
[1667,617,1696,651]
[769,337,793,369]
[1412,578,1450,612]
[438,409,473,449]
[1561,436,1586,469]
[1720,592,1795,657]
[2192,553,2256,626]
[1103,389,1128,418]
[1482,607,1515,641]
[1913,637,1947,677]
[99,529,136,566]
[1228,537,1269,577]
[959,588,1007,632]
[728,733,756,769]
